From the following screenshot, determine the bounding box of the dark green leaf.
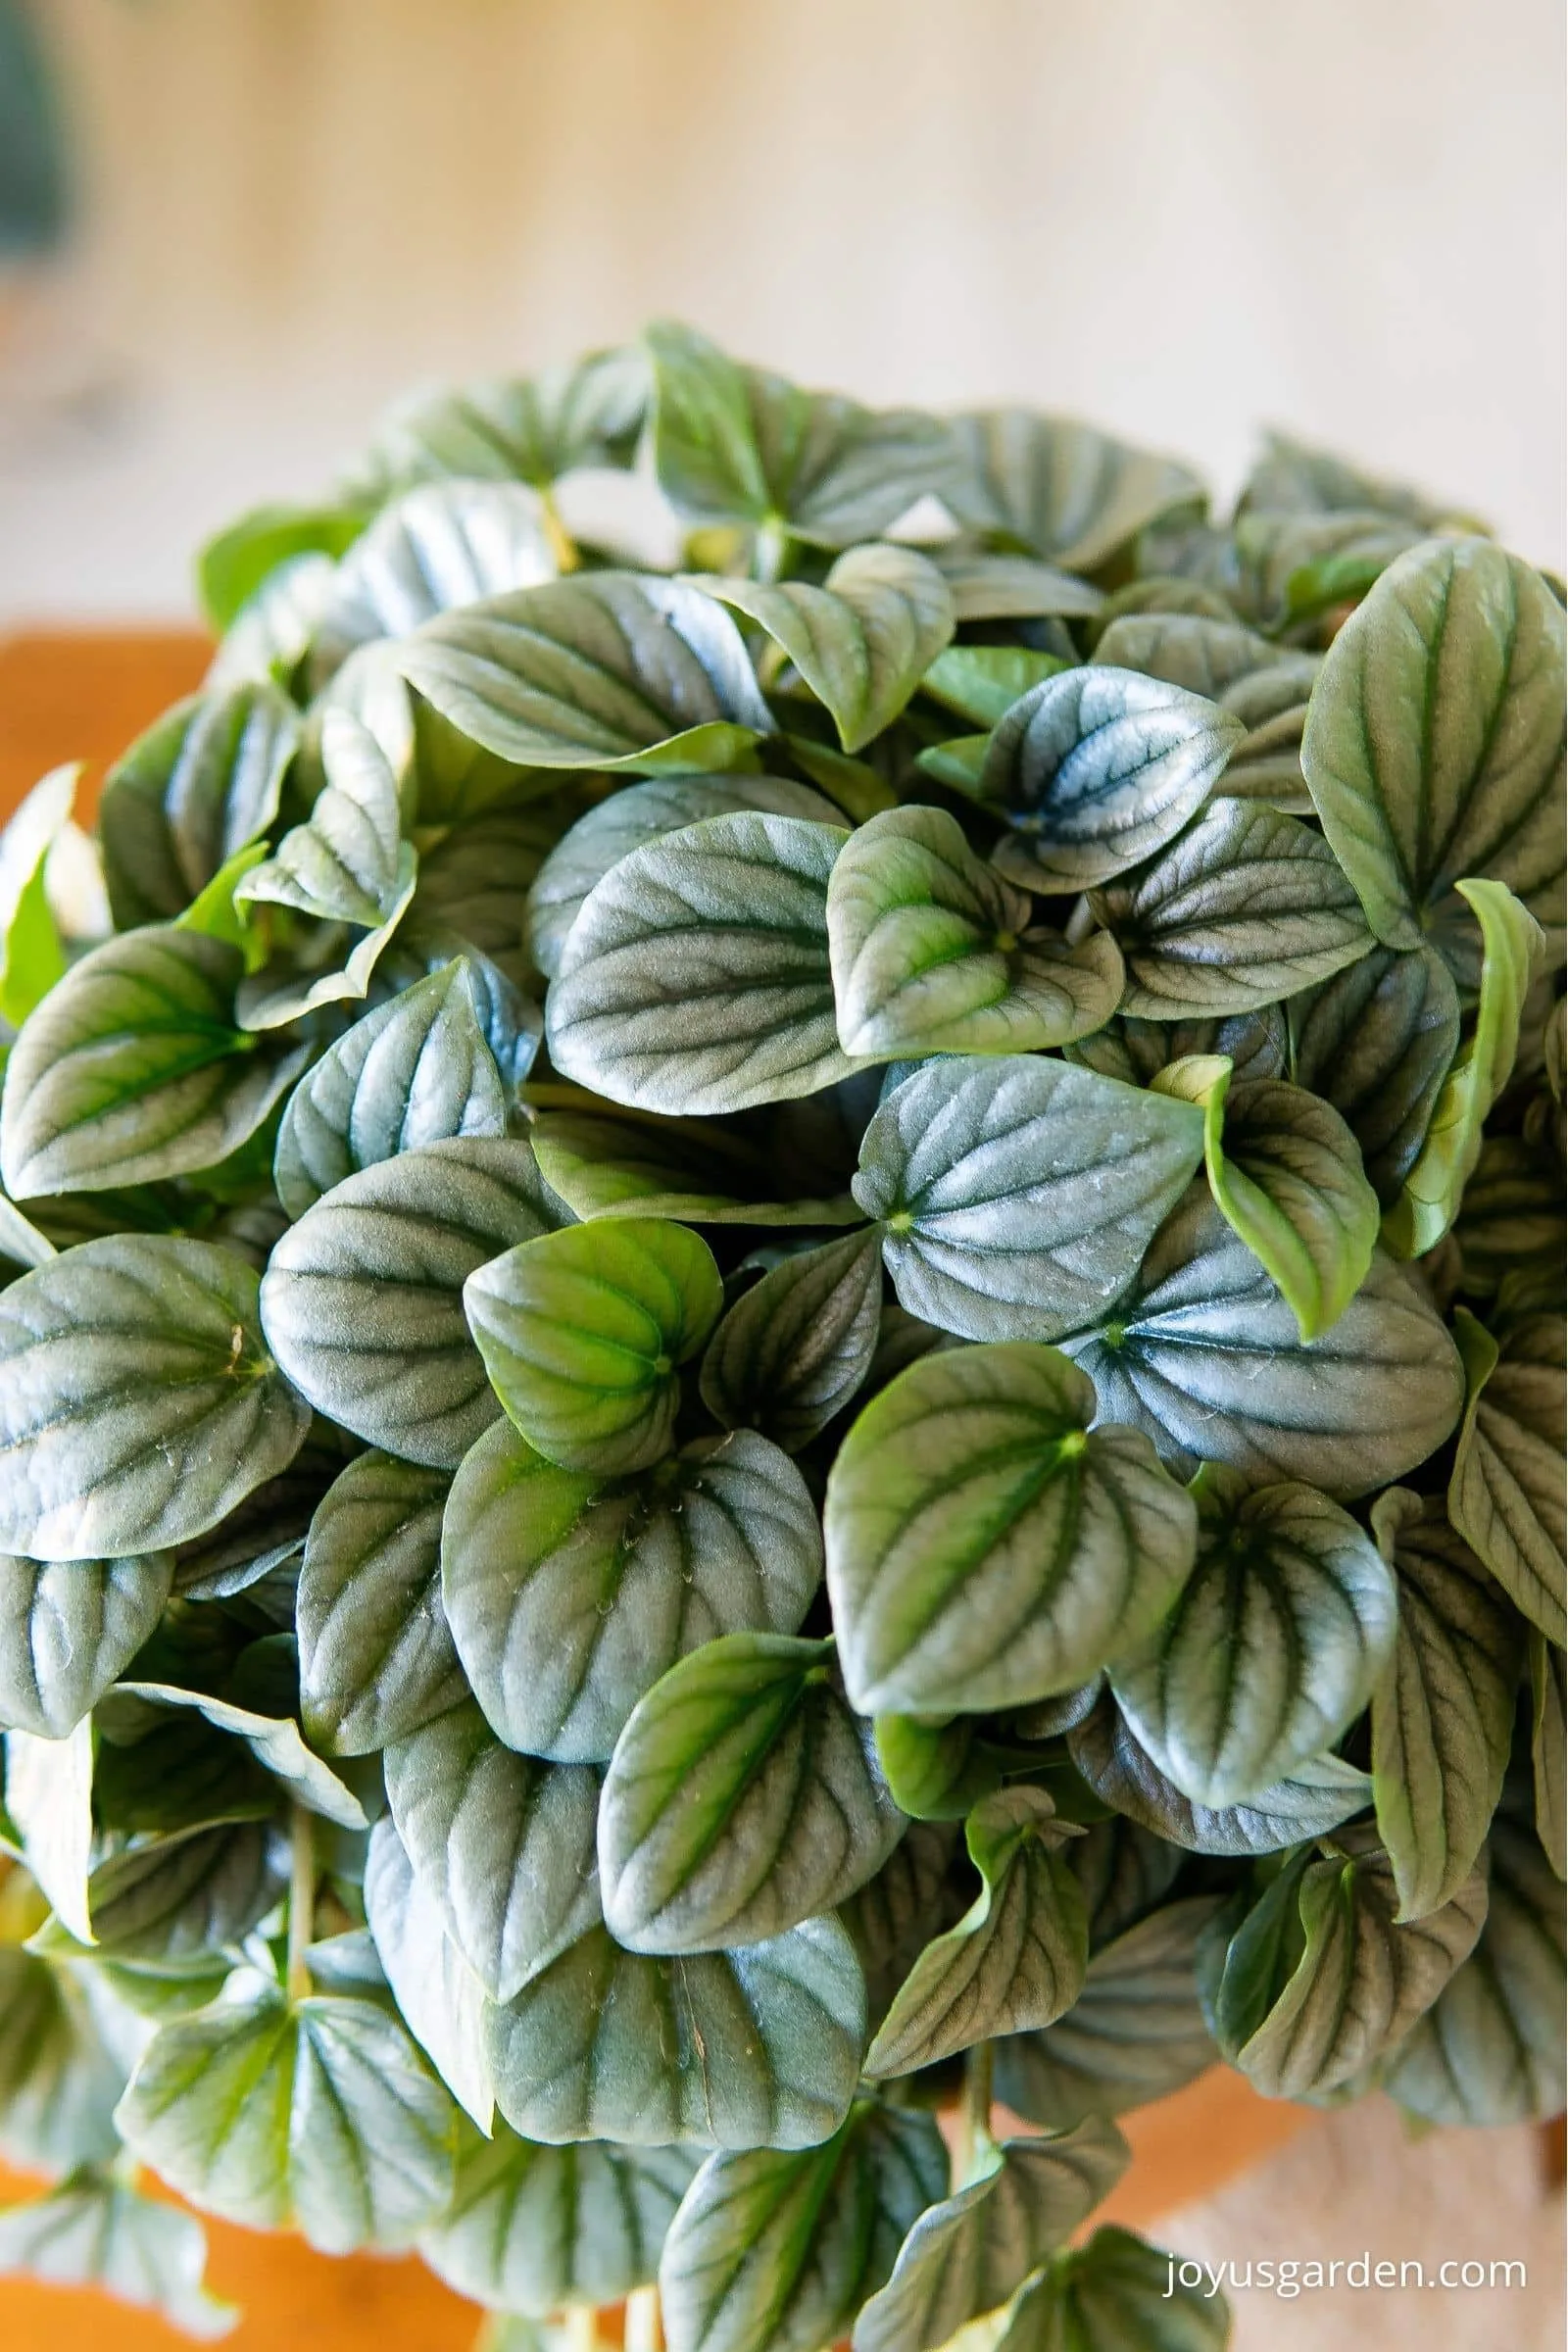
[547,812,859,1115]
[990,2223,1230,2352]
[0,1550,172,1737]
[852,1054,1205,1344]
[297,1450,466,1756]
[1530,1631,1566,1880]
[659,2104,947,2352]
[850,2121,1130,2352]
[443,1418,820,1762]
[864,1788,1087,2077]
[1111,1463,1396,1806]
[647,321,962,549]
[951,410,1204,574]
[871,1714,1004,1823]
[1448,1309,1565,1644]
[260,1137,568,1469]
[1370,1489,1526,1921]
[383,1699,602,2001]
[824,1342,1197,1715]
[422,2120,697,2316]
[1213,1824,1487,2098]
[527,1106,862,1229]
[1382,1815,1565,2125]
[0,929,312,1200]
[700,1229,883,1451]
[598,1632,904,1952]
[1062,1186,1465,1496]
[0,1236,310,1562]
[1301,537,1566,954]
[1288,944,1461,1206]
[979,667,1243,893]
[484,1915,865,2149]
[273,961,512,1219]
[465,1217,722,1475]
[697,544,955,754]
[411,791,584,983]
[525,775,840,979]
[115,1977,458,2252]
[1089,798,1372,1019]
[1067,1689,1373,1855]
[107,1683,366,1829]
[995,1896,1223,2129]
[99,684,301,931]
[399,572,771,775]
[827,806,1124,1057]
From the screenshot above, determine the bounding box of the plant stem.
[564,2307,603,2352]
[624,2282,662,2352]
[285,1803,316,2003]
[954,2039,996,2189]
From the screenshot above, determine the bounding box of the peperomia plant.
[0,319,1561,2352]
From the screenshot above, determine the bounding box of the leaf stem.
[564,2307,603,2352]
[955,2038,996,2189]
[624,2283,662,2352]
[285,1803,316,2003]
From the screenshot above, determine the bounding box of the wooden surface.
[0,629,1321,2344]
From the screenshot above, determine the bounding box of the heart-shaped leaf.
[363,1814,495,2129]
[1109,1463,1396,1807]
[864,1788,1087,2079]
[115,1976,457,2252]
[659,2104,947,2352]
[547,812,859,1115]
[1382,879,1543,1256]
[1062,1186,1465,1497]
[1089,798,1372,1018]
[1301,537,1566,955]
[598,1632,905,1953]
[852,1054,1205,1344]
[0,929,312,1200]
[260,1137,568,1469]
[1369,1489,1525,1922]
[1212,1824,1487,2098]
[399,572,771,775]
[988,2224,1230,2352]
[382,1699,602,2002]
[1066,1690,1373,1856]
[1093,613,1319,810]
[465,1217,722,1475]
[0,2167,236,2341]
[422,2118,698,2317]
[527,1107,865,1229]
[850,2122,1130,2352]
[349,348,646,501]
[994,1895,1223,2130]
[442,1418,821,1762]
[273,960,512,1219]
[99,683,301,930]
[0,1237,310,1563]
[0,1550,172,1738]
[697,544,955,754]
[977,667,1243,893]
[1448,1309,1565,1644]
[951,410,1203,575]
[525,774,841,979]
[1382,1814,1566,2126]
[647,320,962,549]
[1160,1059,1381,1343]
[296,1450,466,1756]
[1288,944,1461,1207]
[825,1342,1198,1716]
[311,478,558,678]
[700,1229,883,1451]
[483,1914,865,2149]
[826,805,1124,1057]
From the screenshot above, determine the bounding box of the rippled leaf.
[951,411,1204,575]
[0,2166,236,2340]
[1288,944,1460,1206]
[1448,1309,1565,1644]
[700,1230,883,1451]
[0,1550,172,1738]
[99,683,300,931]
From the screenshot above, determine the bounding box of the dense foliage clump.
[0,321,1561,2350]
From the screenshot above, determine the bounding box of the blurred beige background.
[0,0,1563,620]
